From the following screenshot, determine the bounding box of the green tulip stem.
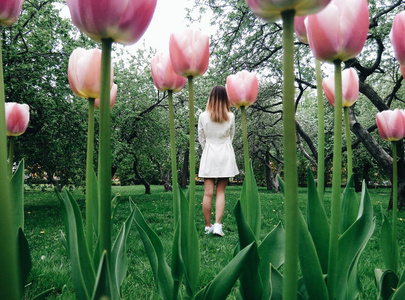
[241,105,252,224]
[168,90,179,224]
[281,10,299,300]
[98,38,113,259]
[187,76,196,217]
[344,107,353,182]
[86,98,95,252]
[328,59,343,300]
[8,136,14,176]
[315,59,325,199]
[0,30,21,299]
[392,141,398,273]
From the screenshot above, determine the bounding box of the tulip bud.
[376,109,405,142]
[5,102,29,136]
[295,16,308,44]
[151,52,187,92]
[322,68,359,107]
[391,12,405,66]
[66,0,157,45]
[306,0,369,62]
[95,84,117,109]
[0,0,24,27]
[226,70,259,108]
[68,48,113,99]
[169,29,210,78]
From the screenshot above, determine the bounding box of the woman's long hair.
[206,86,230,123]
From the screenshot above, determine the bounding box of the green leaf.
[306,168,329,273]
[398,268,405,287]
[392,281,405,300]
[340,176,359,234]
[110,202,136,298]
[380,209,399,273]
[269,265,283,300]
[134,205,173,300]
[196,242,256,300]
[91,251,113,300]
[31,288,56,300]
[18,227,31,288]
[336,181,375,300]
[171,216,183,299]
[56,189,95,300]
[374,268,399,300]
[240,160,261,238]
[297,211,329,300]
[234,201,262,299]
[178,187,200,298]
[258,222,285,299]
[10,159,24,232]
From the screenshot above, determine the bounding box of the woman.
[198,85,239,236]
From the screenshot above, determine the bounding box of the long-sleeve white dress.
[198,111,239,178]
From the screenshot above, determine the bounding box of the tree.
[193,0,405,208]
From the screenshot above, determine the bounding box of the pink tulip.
[5,102,29,136]
[246,0,330,22]
[169,29,210,78]
[306,0,369,62]
[95,83,117,109]
[0,0,24,27]
[151,52,187,93]
[376,109,405,142]
[295,16,308,44]
[391,12,405,66]
[68,48,113,99]
[226,70,259,108]
[322,67,359,107]
[66,0,157,45]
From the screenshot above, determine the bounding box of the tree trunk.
[180,149,189,189]
[133,155,150,194]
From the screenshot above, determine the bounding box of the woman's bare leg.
[203,178,215,227]
[215,178,229,224]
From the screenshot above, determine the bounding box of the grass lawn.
[22,184,405,299]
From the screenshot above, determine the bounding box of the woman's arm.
[198,114,206,149]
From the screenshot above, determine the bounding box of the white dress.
[198,111,239,178]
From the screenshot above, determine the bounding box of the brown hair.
[206,86,230,123]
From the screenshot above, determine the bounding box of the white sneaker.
[205,225,213,234]
[213,223,225,237]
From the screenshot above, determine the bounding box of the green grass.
[22,184,405,299]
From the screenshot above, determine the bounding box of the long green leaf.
[57,189,95,300]
[297,210,329,300]
[380,209,399,273]
[134,205,173,300]
[10,159,24,232]
[196,242,256,300]
[306,168,329,273]
[91,251,113,300]
[179,187,200,298]
[171,210,183,299]
[336,182,375,300]
[340,176,359,234]
[258,222,285,299]
[234,200,262,299]
[18,227,31,288]
[111,205,136,298]
[240,160,261,238]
